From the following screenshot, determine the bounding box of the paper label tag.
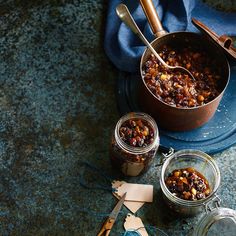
[117,183,153,202]
[124,214,148,236]
[112,181,144,213]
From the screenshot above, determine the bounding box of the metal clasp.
[162,147,175,159]
[155,146,174,166]
[204,195,221,213]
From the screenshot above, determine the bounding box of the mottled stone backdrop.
[0,1,235,236]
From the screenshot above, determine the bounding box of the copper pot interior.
[139,32,230,131]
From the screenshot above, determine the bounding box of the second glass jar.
[110,112,159,176]
[160,149,221,216]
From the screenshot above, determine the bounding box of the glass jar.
[110,112,159,176]
[160,149,221,216]
[193,205,236,236]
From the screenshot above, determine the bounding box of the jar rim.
[160,149,221,206]
[115,112,159,154]
[193,207,236,236]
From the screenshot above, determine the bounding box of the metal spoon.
[116,4,195,80]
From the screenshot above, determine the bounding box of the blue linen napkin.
[104,0,236,73]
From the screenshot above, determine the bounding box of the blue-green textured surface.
[0,1,235,235]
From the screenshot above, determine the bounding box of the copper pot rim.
[139,31,231,111]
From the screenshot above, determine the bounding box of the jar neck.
[114,113,159,154]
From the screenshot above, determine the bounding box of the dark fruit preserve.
[165,167,211,201]
[119,118,154,148]
[110,112,159,176]
[143,45,221,108]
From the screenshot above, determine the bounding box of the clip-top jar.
[160,149,221,216]
[110,112,159,176]
[159,149,236,235]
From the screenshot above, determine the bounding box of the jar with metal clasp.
[193,196,236,236]
[159,149,236,235]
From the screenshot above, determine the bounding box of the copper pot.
[139,0,230,131]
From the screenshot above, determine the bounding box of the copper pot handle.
[139,0,166,37]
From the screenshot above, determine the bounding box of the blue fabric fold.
[104,0,236,72]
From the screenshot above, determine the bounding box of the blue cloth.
[104,0,236,72]
[123,231,141,236]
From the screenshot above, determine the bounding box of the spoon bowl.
[116,4,196,81]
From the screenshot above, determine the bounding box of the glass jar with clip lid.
[159,149,236,236]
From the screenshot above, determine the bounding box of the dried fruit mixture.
[165,167,211,200]
[119,119,154,148]
[143,45,221,108]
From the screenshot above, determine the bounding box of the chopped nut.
[135,126,140,133]
[181,177,188,185]
[186,167,195,173]
[160,74,168,80]
[197,95,205,102]
[205,189,210,195]
[174,171,181,177]
[183,191,191,200]
[191,187,197,196]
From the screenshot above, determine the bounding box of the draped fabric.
[104,0,236,72]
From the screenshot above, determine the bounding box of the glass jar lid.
[193,207,236,236]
